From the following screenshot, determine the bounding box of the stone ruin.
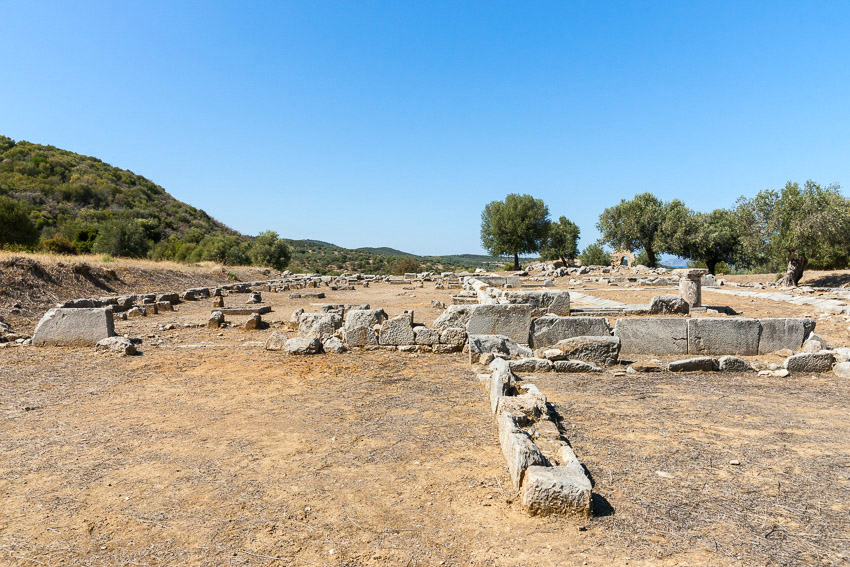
[610,249,635,267]
[22,265,850,517]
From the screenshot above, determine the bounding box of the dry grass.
[0,250,244,274]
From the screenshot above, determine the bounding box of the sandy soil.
[2,262,850,565]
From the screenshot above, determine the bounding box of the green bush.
[41,235,77,255]
[392,257,421,275]
[0,195,39,247]
[92,219,151,258]
[578,243,610,266]
[248,231,291,270]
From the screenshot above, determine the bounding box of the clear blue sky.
[3,1,849,255]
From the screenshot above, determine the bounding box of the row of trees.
[480,181,850,286]
[0,197,293,271]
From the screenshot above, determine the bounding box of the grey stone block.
[688,318,760,355]
[467,304,532,344]
[784,352,835,373]
[530,316,611,349]
[758,318,807,354]
[614,318,688,355]
[433,305,474,330]
[509,358,553,373]
[520,465,592,516]
[298,313,342,340]
[668,357,718,372]
[718,355,751,372]
[32,308,115,347]
[498,412,547,491]
[489,357,516,413]
[541,335,621,367]
[552,360,602,373]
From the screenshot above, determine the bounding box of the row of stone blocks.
[449,300,816,355]
[487,358,592,516]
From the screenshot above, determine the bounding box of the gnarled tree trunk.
[513,252,520,271]
[777,256,806,287]
[706,260,717,275]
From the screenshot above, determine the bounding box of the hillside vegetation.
[0,135,507,274]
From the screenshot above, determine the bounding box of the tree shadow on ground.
[803,273,850,288]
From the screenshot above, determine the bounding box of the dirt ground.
[2,261,850,565]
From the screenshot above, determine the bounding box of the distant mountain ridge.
[0,134,509,273]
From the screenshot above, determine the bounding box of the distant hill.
[0,135,508,273]
[286,239,509,274]
[0,135,236,246]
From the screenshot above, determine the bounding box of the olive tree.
[596,193,687,268]
[736,180,850,286]
[540,216,580,266]
[480,194,550,270]
[666,208,741,275]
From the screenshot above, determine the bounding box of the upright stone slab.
[529,316,611,349]
[688,318,760,356]
[614,318,688,355]
[758,318,807,354]
[32,308,115,346]
[466,304,532,345]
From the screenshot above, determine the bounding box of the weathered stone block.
[648,295,689,315]
[489,357,516,413]
[32,308,115,346]
[283,337,323,355]
[530,316,611,349]
[466,304,532,344]
[718,355,751,372]
[784,352,835,373]
[614,318,688,355]
[541,335,621,367]
[413,326,440,345]
[758,318,807,354]
[668,357,718,372]
[433,305,474,330]
[344,309,388,331]
[498,412,547,491]
[552,360,602,373]
[298,313,342,340]
[379,312,415,346]
[469,335,532,363]
[520,465,592,516]
[688,318,760,356]
[509,358,553,373]
[439,327,467,346]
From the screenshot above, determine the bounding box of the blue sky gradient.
[2,1,849,255]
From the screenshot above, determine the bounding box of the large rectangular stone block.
[32,308,115,346]
[530,316,611,349]
[688,318,760,355]
[499,290,570,316]
[614,318,688,355]
[758,318,807,354]
[466,304,532,344]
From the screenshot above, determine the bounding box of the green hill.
[0,135,236,248]
[0,135,508,273]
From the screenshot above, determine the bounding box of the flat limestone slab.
[758,318,809,354]
[466,304,532,344]
[32,308,115,346]
[614,317,688,355]
[688,318,760,356]
[214,306,272,315]
[529,316,611,349]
